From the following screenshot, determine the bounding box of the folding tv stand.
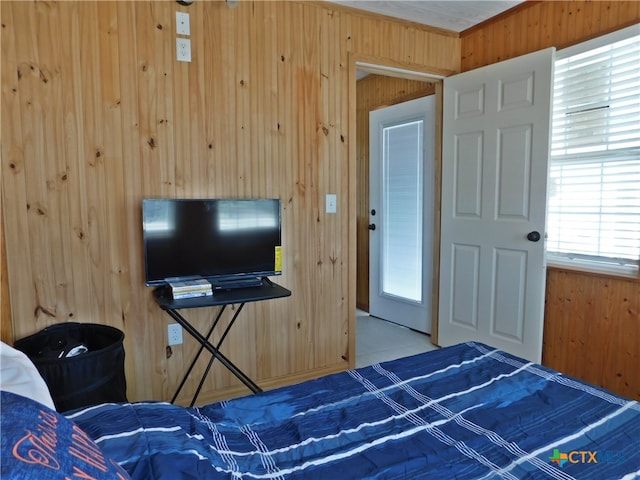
[153,279,291,407]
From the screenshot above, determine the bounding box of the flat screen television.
[142,198,282,287]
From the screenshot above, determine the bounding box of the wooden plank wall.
[461,1,640,400]
[544,268,639,400]
[0,1,459,404]
[1,194,11,343]
[461,0,640,71]
[355,75,435,312]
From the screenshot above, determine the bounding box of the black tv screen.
[142,198,282,287]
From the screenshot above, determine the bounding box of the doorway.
[354,66,443,363]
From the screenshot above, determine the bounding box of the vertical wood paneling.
[461,1,640,71]
[1,198,11,344]
[543,269,640,401]
[114,1,161,401]
[1,0,459,404]
[1,4,19,345]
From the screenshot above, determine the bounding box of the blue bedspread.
[68,342,640,479]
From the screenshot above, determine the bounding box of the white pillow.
[0,340,55,410]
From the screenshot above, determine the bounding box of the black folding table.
[154,279,291,406]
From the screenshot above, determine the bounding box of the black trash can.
[14,322,127,412]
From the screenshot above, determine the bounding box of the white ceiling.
[328,1,525,32]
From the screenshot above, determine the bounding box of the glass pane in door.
[382,120,424,302]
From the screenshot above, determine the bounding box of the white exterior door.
[438,48,555,362]
[369,96,435,334]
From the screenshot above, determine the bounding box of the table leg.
[190,303,245,406]
[170,306,227,404]
[163,306,262,403]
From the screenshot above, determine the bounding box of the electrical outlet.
[176,11,190,36]
[176,38,191,62]
[167,323,183,345]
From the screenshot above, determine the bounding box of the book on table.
[168,278,213,299]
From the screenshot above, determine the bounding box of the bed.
[3,341,639,479]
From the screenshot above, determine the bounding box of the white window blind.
[548,26,640,277]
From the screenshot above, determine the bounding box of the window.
[547,25,640,278]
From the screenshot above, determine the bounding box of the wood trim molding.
[1,189,12,345]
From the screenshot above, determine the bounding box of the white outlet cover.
[167,324,183,345]
[176,38,191,62]
[176,11,190,36]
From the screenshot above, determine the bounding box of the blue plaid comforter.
[68,342,640,479]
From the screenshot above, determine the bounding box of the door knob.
[527,231,541,242]
[368,224,376,231]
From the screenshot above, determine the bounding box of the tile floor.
[355,310,439,368]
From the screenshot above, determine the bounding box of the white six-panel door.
[438,48,555,362]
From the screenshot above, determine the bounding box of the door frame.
[348,53,454,365]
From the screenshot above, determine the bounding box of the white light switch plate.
[176,11,190,36]
[326,194,337,214]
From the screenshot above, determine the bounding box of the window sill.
[546,258,640,282]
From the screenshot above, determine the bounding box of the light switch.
[326,194,337,214]
[176,11,190,36]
